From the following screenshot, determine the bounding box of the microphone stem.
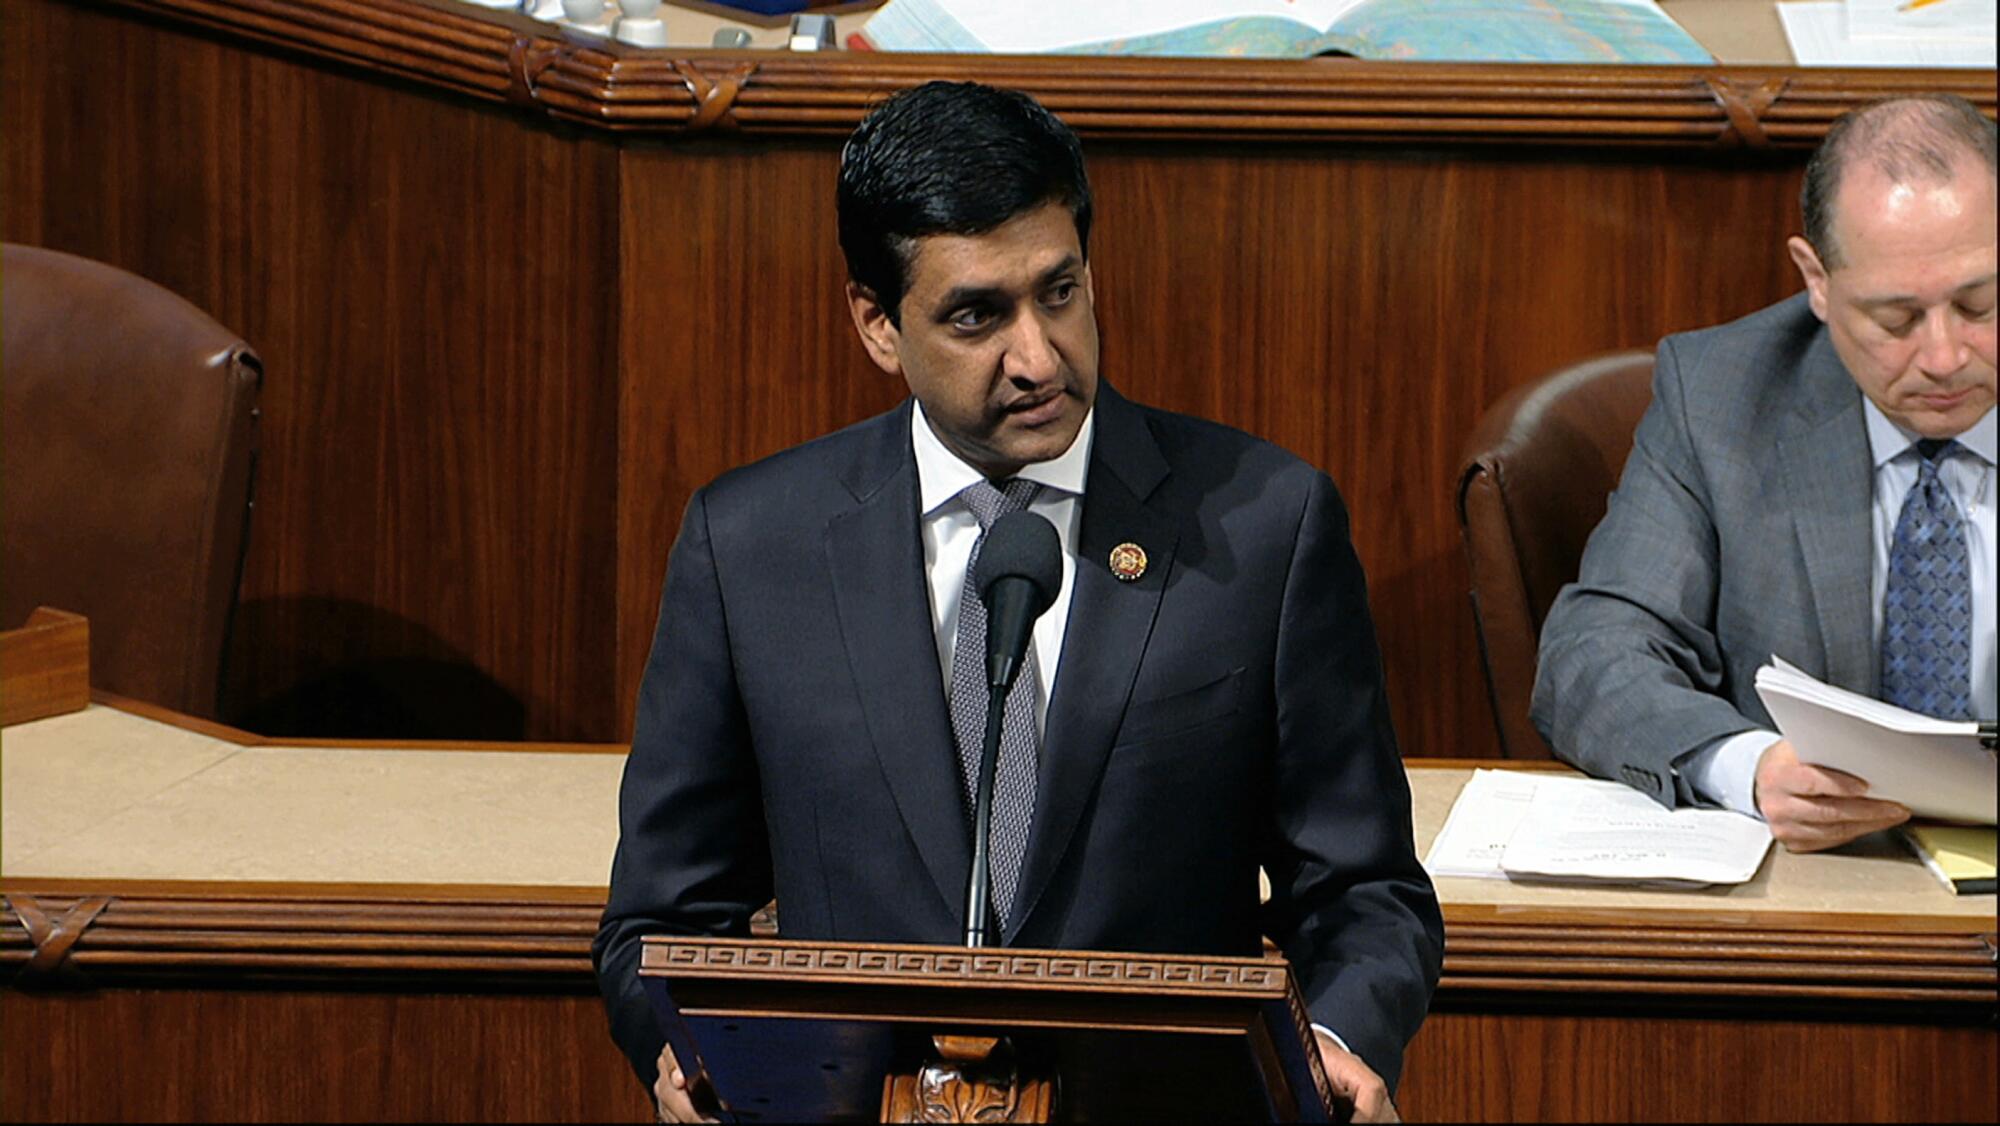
[962,679,1010,948]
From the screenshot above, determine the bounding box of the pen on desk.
[1899,0,1946,12]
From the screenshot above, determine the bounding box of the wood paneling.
[614,139,1809,757]
[1,609,90,727]
[88,0,2000,147]
[7,986,1991,1122]
[6,0,1988,755]
[3,879,1993,1122]
[0,988,653,1123]
[614,139,904,716]
[1401,1011,1999,1123]
[5,0,623,740]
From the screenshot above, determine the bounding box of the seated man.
[593,81,1443,1122]
[1534,94,1996,852]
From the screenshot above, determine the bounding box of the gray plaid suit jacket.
[1532,293,1877,807]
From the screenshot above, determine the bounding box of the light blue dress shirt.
[1682,403,1996,816]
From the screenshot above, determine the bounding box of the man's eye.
[1877,315,1919,336]
[950,308,994,331]
[1045,282,1078,306]
[1957,302,1995,322]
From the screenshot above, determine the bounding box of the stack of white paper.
[1425,770,1774,887]
[1754,658,1995,825]
[1779,1,1998,67]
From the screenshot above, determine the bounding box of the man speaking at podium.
[594,81,1442,1121]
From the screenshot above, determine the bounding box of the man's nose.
[1914,307,1972,377]
[1002,312,1061,385]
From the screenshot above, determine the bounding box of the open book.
[1753,658,1995,825]
[856,0,1713,63]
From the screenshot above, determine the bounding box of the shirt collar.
[1861,397,1996,470]
[912,400,1095,518]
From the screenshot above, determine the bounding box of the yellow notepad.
[1900,825,1998,896]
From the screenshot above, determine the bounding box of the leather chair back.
[2,244,263,718]
[1456,351,1654,759]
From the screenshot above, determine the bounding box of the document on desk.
[1755,658,1996,825]
[1778,2,1998,65]
[1847,0,1996,42]
[1425,770,1774,887]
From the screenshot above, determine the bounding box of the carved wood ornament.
[882,1034,1056,1124]
[100,0,1996,147]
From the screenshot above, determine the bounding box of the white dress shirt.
[1684,404,1997,814]
[913,403,1093,732]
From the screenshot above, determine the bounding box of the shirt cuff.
[1678,729,1781,818]
[1310,1023,1348,1054]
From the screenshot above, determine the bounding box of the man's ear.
[845,282,904,377]
[1787,236,1832,323]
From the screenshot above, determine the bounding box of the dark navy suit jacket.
[593,384,1442,1090]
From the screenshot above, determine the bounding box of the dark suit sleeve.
[592,488,773,1087]
[1260,470,1444,1093]
[1530,337,1769,807]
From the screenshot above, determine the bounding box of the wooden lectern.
[640,936,1338,1123]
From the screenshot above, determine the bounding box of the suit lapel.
[824,401,968,920]
[1777,332,1876,693]
[1009,386,1178,941]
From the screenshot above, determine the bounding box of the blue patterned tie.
[1880,439,1974,721]
[948,478,1043,929]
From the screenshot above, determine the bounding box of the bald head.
[1803,95,1997,270]
[1785,96,1997,441]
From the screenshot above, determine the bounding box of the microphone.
[963,509,1062,948]
[973,511,1063,691]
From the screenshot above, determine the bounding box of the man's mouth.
[1004,392,1065,425]
[1912,387,1973,411]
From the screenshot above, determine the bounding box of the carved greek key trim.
[653,939,1290,995]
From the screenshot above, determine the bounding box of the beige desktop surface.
[2,705,624,887]
[3,704,1993,926]
[1663,0,1794,65]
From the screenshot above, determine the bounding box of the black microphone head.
[974,510,1062,618]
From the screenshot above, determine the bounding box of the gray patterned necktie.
[1880,439,1974,720]
[948,477,1043,930]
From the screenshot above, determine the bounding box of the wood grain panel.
[89,0,2000,146]
[3,958,1992,1122]
[615,139,903,718]
[1087,144,1806,759]
[1401,1010,1999,1123]
[0,988,653,1123]
[1,875,1991,1121]
[1,0,1935,757]
[0,609,91,727]
[5,0,623,741]
[614,140,1808,755]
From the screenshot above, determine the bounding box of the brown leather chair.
[2,244,263,718]
[1456,351,1654,759]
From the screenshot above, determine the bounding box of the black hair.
[837,81,1093,325]
[1802,94,1997,269]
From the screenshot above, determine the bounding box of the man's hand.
[1314,1030,1397,1123]
[1754,739,1910,852]
[651,1042,715,1124]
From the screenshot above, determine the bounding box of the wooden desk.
[4,699,1992,1121]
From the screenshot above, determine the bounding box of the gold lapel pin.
[1109,542,1148,582]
